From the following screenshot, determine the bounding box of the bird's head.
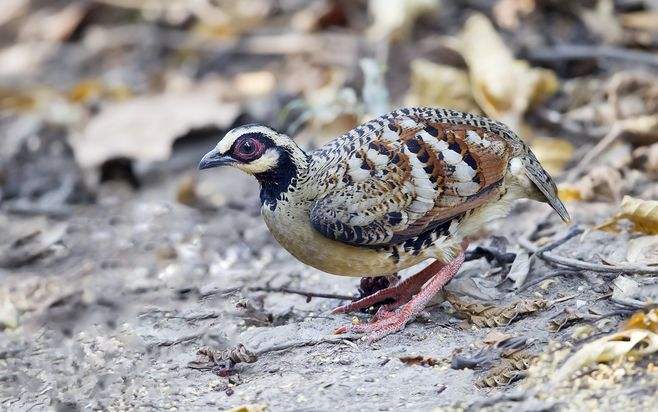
[198,124,306,179]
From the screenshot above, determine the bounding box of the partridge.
[199,107,570,342]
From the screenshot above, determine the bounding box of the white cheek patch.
[237,148,279,174]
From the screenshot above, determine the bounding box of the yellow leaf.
[595,196,658,235]
[225,405,267,412]
[557,185,583,202]
[459,13,558,133]
[405,59,480,114]
[623,307,658,334]
[626,236,658,265]
[619,196,658,235]
[553,328,658,383]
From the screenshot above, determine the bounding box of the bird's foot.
[331,262,444,315]
[334,250,466,342]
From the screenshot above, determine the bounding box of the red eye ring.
[234,137,263,160]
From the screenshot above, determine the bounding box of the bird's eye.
[235,137,263,160]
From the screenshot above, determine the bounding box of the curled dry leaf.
[507,251,531,289]
[445,292,548,327]
[71,94,240,169]
[596,196,658,235]
[558,165,624,203]
[225,405,267,412]
[579,0,623,44]
[632,143,658,176]
[405,59,479,114]
[459,13,558,132]
[476,350,534,388]
[626,236,658,266]
[399,355,443,367]
[623,307,658,333]
[367,0,441,40]
[553,309,658,383]
[493,0,536,30]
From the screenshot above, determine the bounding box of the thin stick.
[565,124,623,182]
[519,235,658,275]
[254,335,359,356]
[528,44,658,67]
[249,286,356,301]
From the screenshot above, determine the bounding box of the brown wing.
[310,113,512,246]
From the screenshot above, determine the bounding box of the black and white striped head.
[198,124,305,177]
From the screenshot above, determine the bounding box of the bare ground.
[2,144,656,411]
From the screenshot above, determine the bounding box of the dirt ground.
[1,140,656,411]
[1,1,658,411]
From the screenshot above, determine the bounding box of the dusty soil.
[2,141,656,411]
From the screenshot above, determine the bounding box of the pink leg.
[335,250,466,343]
[332,261,445,315]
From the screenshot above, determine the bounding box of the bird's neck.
[255,147,309,211]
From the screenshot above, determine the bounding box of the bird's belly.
[262,207,422,277]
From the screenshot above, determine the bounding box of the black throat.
[254,150,298,211]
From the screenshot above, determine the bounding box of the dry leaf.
[557,185,583,202]
[507,251,531,289]
[18,3,88,42]
[72,94,240,169]
[404,59,479,114]
[493,0,536,29]
[233,71,276,97]
[225,405,267,412]
[530,137,575,175]
[579,0,623,44]
[0,0,27,28]
[476,351,533,388]
[633,143,658,176]
[620,11,658,32]
[0,296,19,329]
[626,236,658,266]
[367,0,441,40]
[399,355,443,367]
[548,309,586,333]
[559,165,624,203]
[597,196,658,235]
[445,292,548,327]
[459,13,558,132]
[553,329,658,383]
[623,307,658,333]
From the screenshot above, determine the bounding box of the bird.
[198,106,570,342]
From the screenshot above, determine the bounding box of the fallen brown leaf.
[405,59,479,114]
[459,13,558,132]
[596,196,658,235]
[72,93,240,169]
[445,292,549,327]
[399,355,443,367]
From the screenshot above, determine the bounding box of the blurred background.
[0,0,656,209]
[1,1,657,410]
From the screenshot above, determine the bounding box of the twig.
[540,253,658,275]
[254,334,359,356]
[249,286,356,301]
[565,124,623,182]
[528,44,658,67]
[154,331,206,347]
[519,233,658,275]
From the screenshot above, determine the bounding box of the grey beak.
[198,148,232,170]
